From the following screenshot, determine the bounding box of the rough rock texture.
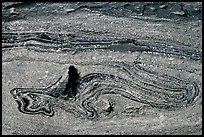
[2,2,202,135]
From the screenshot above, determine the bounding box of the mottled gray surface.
[2,2,202,135]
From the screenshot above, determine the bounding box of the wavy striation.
[2,32,202,61]
[10,62,200,120]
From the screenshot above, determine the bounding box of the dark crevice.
[105,102,114,115]
[61,66,80,98]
